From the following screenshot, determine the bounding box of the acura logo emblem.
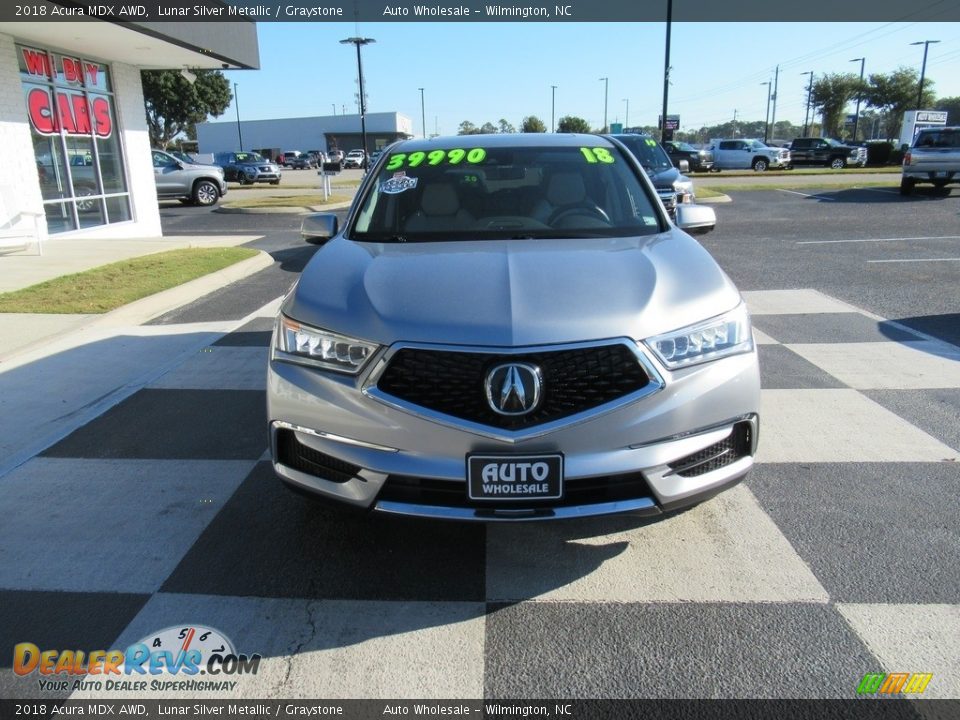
[485,362,542,416]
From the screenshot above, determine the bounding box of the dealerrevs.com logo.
[14,625,261,693]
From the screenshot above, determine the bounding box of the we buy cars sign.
[21,47,112,138]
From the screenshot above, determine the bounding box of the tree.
[809,73,860,138]
[935,96,960,125]
[498,118,516,134]
[556,115,591,133]
[521,115,546,133]
[479,122,498,134]
[863,67,936,140]
[457,120,480,135]
[142,69,231,148]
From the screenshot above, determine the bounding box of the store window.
[19,44,131,234]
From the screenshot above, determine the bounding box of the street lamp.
[419,87,426,138]
[599,77,608,133]
[801,71,814,136]
[623,98,629,129]
[340,36,375,154]
[760,81,772,143]
[910,40,939,110]
[233,82,243,151]
[849,58,865,142]
[551,85,557,132]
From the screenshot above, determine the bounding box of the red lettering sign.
[21,48,52,78]
[62,57,82,85]
[27,88,112,138]
[85,63,99,87]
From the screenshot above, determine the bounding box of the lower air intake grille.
[276,429,361,484]
[668,421,753,478]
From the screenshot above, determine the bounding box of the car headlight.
[644,303,753,369]
[673,178,694,196]
[275,315,379,374]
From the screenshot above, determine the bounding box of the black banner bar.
[3,0,960,22]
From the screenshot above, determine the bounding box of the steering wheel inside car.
[547,205,612,227]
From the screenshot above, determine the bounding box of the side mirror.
[675,204,716,235]
[677,159,690,173]
[301,213,338,244]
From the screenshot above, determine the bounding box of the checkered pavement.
[1,289,958,700]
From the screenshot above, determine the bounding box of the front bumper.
[267,338,761,521]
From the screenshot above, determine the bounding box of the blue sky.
[222,22,960,135]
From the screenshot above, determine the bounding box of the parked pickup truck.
[708,139,791,171]
[789,137,867,169]
[901,126,960,195]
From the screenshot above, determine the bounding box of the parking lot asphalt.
[1,185,958,702]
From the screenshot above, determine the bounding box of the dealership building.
[196,112,414,158]
[0,19,259,240]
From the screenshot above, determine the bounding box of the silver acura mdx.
[268,134,759,521]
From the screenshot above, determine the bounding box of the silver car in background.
[269,134,760,521]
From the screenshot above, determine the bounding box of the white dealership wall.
[197,112,415,154]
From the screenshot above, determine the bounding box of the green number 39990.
[386,148,487,171]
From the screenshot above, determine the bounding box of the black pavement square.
[161,462,486,602]
[0,590,148,699]
[863,389,960,455]
[749,463,960,604]
[42,389,267,460]
[758,344,847,389]
[751,313,921,345]
[214,317,275,347]
[483,602,878,698]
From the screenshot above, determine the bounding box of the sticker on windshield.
[381,172,419,194]
[579,147,616,163]
[386,148,487,171]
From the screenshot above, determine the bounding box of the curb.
[697,194,732,204]
[215,201,353,215]
[0,250,274,364]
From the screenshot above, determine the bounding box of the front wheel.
[899,178,915,196]
[752,158,768,172]
[829,157,846,170]
[270,179,281,185]
[192,179,219,206]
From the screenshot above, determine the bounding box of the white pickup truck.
[900,126,960,195]
[707,138,791,172]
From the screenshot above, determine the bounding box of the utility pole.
[732,109,738,138]
[761,81,772,143]
[233,83,243,151]
[801,71,814,136]
[661,0,673,142]
[769,65,779,142]
[418,87,426,138]
[551,85,557,132]
[849,58,865,141]
[340,37,376,155]
[911,40,939,110]
[599,77,608,133]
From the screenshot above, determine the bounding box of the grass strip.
[0,247,259,314]
[705,181,895,193]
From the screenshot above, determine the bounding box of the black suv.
[662,140,715,172]
[789,138,867,169]
[606,133,696,220]
[213,152,282,185]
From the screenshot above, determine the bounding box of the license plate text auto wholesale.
[467,455,564,501]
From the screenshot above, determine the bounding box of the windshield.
[674,142,698,152]
[612,135,674,172]
[349,143,663,242]
[235,152,266,163]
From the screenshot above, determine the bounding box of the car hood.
[284,234,741,347]
[644,165,684,189]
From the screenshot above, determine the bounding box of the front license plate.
[467,454,564,501]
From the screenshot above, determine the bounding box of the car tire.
[829,157,846,170]
[752,158,768,172]
[236,172,250,186]
[899,178,915,196]
[192,179,220,207]
[270,180,281,185]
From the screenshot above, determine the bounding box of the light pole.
[623,98,629,129]
[331,103,336,115]
[801,71,814,136]
[910,40,939,110]
[233,82,243,151]
[551,85,557,132]
[599,77,608,133]
[849,58,865,141]
[661,0,673,142]
[418,87,426,138]
[340,36,375,154]
[761,81,772,143]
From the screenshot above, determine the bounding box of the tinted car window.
[916,129,960,148]
[350,143,662,242]
[613,136,673,172]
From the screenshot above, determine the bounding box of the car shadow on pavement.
[804,186,956,203]
[267,244,322,273]
[884,313,960,349]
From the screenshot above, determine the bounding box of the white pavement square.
[742,289,858,316]
[757,389,959,463]
[788,341,960,390]
[486,485,829,603]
